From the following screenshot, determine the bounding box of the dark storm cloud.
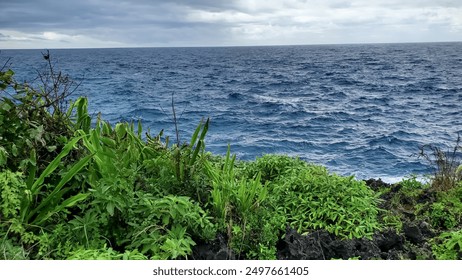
[0,0,238,31]
[0,0,239,46]
[2,1,107,30]
[0,0,461,48]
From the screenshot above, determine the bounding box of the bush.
[0,54,80,174]
[428,183,462,230]
[419,135,462,191]
[204,147,276,259]
[432,229,462,260]
[67,246,148,260]
[260,155,381,239]
[124,195,216,259]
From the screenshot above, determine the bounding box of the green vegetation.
[1,56,461,259]
[419,136,462,192]
[247,155,380,239]
[432,229,462,260]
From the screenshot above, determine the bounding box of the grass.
[419,134,462,191]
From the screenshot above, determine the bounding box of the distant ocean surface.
[2,43,462,182]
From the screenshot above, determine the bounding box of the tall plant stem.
[171,94,182,183]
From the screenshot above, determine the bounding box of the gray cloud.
[0,33,11,41]
[0,0,461,48]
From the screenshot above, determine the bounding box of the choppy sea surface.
[2,43,462,182]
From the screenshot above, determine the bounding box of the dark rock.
[375,229,404,252]
[403,222,424,244]
[404,240,436,260]
[324,239,356,259]
[364,178,391,191]
[417,189,437,204]
[376,183,403,210]
[278,227,382,260]
[419,221,435,238]
[352,239,381,260]
[214,248,235,260]
[277,228,327,260]
[193,224,435,260]
[381,248,405,260]
[191,233,236,260]
[322,238,381,260]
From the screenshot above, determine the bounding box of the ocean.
[2,42,461,182]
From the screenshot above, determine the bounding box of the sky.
[0,0,461,49]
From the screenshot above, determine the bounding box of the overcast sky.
[0,0,461,49]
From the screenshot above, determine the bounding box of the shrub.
[429,202,457,229]
[432,229,462,260]
[245,154,308,183]
[428,183,462,230]
[67,246,147,260]
[0,170,26,220]
[204,147,274,258]
[0,54,79,174]
[125,194,216,259]
[419,135,462,191]
[262,155,380,239]
[0,239,29,260]
[388,175,430,212]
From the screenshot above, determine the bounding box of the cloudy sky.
[1,0,461,49]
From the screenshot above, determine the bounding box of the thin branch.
[0,56,12,72]
[171,93,181,147]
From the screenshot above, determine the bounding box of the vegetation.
[1,55,461,260]
[418,135,462,191]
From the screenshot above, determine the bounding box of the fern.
[0,170,26,219]
[432,230,462,260]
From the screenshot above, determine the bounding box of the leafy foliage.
[419,135,462,191]
[257,155,381,239]
[125,195,216,259]
[67,246,148,260]
[0,170,26,219]
[432,229,462,260]
[204,147,275,258]
[428,183,462,230]
[0,57,78,174]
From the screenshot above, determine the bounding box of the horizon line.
[1,40,461,51]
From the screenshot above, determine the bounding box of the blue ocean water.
[2,43,462,182]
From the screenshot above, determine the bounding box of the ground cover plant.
[1,54,461,260]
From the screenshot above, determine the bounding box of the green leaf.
[29,135,85,193]
[190,140,202,165]
[25,149,37,190]
[11,144,18,157]
[90,129,102,152]
[25,149,92,223]
[0,146,7,166]
[1,102,12,112]
[56,153,93,190]
[189,119,203,147]
[102,121,112,136]
[99,136,116,148]
[457,165,462,174]
[58,193,90,209]
[137,120,142,138]
[107,202,115,216]
[32,193,90,225]
[115,123,127,141]
[162,215,170,226]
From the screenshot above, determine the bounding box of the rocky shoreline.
[193,179,449,260]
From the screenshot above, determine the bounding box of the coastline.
[1,60,461,260]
